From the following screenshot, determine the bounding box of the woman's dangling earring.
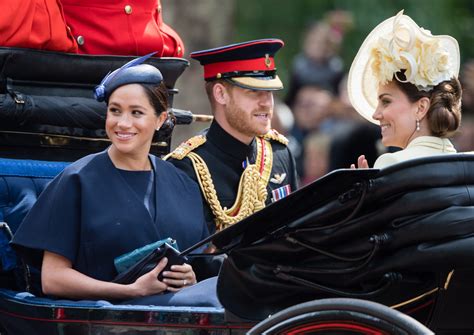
[156,127,160,131]
[416,119,420,132]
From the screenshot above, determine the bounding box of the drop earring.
[155,127,160,131]
[416,119,420,132]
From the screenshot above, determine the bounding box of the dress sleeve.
[11,169,82,269]
[168,157,198,183]
[373,153,399,169]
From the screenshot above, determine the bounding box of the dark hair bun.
[427,77,462,137]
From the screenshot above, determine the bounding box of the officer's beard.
[225,98,273,139]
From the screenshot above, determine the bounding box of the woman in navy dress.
[12,55,219,306]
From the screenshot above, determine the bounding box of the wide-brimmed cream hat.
[348,10,460,123]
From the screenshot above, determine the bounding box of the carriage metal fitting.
[274,265,291,274]
[0,222,13,239]
[384,272,402,283]
[369,233,391,245]
[338,182,365,204]
[285,235,297,244]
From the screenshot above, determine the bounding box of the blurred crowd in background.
[164,3,474,187]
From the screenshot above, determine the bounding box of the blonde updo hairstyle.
[394,72,462,138]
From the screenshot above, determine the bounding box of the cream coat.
[374,136,457,169]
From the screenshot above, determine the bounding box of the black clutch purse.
[112,243,188,285]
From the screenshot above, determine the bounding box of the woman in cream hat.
[348,10,462,169]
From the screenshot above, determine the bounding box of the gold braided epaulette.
[262,129,289,146]
[164,135,206,160]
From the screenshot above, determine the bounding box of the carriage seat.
[0,158,68,276]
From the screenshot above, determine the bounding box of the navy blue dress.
[12,150,209,283]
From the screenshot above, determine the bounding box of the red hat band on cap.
[203,56,275,80]
[191,39,284,90]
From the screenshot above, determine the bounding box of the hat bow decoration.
[94,52,157,102]
[370,10,454,92]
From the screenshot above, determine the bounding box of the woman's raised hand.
[350,155,369,169]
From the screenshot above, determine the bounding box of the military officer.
[166,39,298,234]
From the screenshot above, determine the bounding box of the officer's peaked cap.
[94,52,163,103]
[190,38,284,91]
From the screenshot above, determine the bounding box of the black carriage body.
[214,154,474,333]
[0,47,188,161]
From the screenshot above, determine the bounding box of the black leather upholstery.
[215,154,474,333]
[0,47,189,160]
[0,47,189,95]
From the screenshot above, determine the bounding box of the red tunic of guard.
[61,0,184,57]
[0,0,78,53]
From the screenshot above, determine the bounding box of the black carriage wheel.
[247,298,433,335]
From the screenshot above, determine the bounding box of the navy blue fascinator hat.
[94,52,164,103]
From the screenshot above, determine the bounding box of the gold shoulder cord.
[263,129,289,146]
[163,135,207,160]
[188,137,273,231]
